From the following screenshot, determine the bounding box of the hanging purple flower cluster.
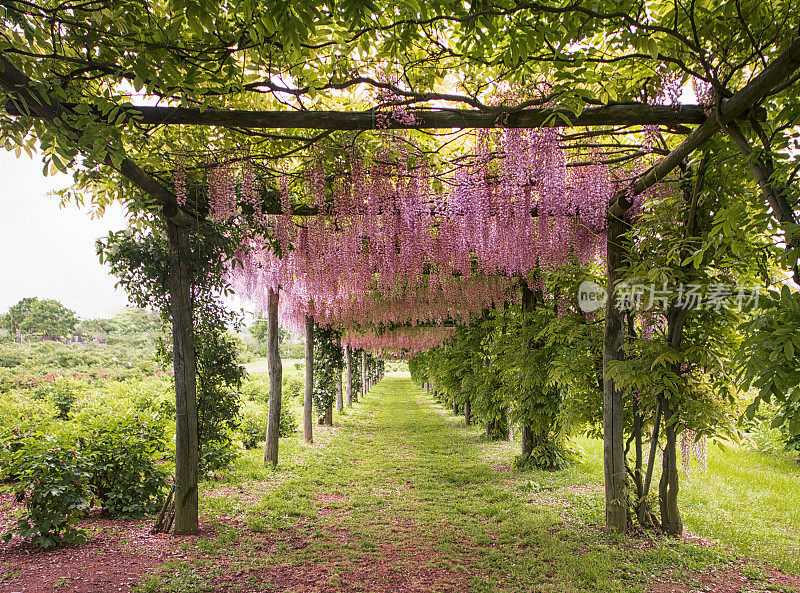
[199,124,615,350]
[342,326,457,358]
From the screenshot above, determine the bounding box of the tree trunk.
[653,161,704,535]
[521,425,534,457]
[336,360,343,412]
[166,220,198,535]
[452,398,459,415]
[264,287,282,467]
[631,396,653,527]
[659,397,683,535]
[345,345,353,406]
[603,213,629,533]
[464,399,471,426]
[304,316,314,443]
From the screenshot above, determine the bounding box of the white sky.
[0,149,132,319]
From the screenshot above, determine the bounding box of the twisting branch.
[0,52,194,226]
[610,36,800,217]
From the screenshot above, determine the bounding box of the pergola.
[2,33,799,536]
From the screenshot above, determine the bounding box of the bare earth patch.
[0,518,176,593]
[0,493,226,593]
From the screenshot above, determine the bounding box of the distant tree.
[75,318,116,340]
[19,299,79,339]
[249,319,288,353]
[111,309,164,336]
[4,297,40,334]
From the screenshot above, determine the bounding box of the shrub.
[0,392,57,436]
[77,412,170,516]
[240,401,298,449]
[283,376,304,400]
[240,402,268,449]
[33,377,87,419]
[278,404,299,436]
[71,377,175,421]
[514,441,576,472]
[240,376,269,402]
[2,432,92,548]
[0,408,170,547]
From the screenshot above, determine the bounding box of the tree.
[75,318,116,341]
[249,319,288,356]
[4,297,39,334]
[17,299,78,339]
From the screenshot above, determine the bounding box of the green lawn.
[136,376,800,592]
[244,357,304,375]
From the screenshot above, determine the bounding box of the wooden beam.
[19,102,726,130]
[263,287,282,467]
[0,53,193,227]
[166,220,199,535]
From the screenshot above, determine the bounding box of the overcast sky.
[0,149,132,319]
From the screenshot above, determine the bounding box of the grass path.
[136,376,800,593]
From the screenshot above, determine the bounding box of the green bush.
[71,377,174,421]
[0,408,170,547]
[2,432,92,548]
[0,392,57,437]
[240,376,301,448]
[33,377,87,419]
[78,412,170,516]
[240,402,267,449]
[283,375,304,400]
[240,401,298,449]
[240,376,269,402]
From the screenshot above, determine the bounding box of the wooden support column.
[521,281,535,458]
[336,355,344,412]
[264,287,282,467]
[603,214,629,533]
[304,316,314,443]
[345,345,353,406]
[361,350,367,398]
[167,220,198,535]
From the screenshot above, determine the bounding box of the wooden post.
[345,345,353,406]
[603,214,629,533]
[361,350,367,399]
[166,220,198,535]
[521,281,535,457]
[304,316,314,443]
[264,287,282,467]
[336,357,344,412]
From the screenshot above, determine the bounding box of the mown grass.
[531,435,800,574]
[136,376,800,592]
[243,357,304,375]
